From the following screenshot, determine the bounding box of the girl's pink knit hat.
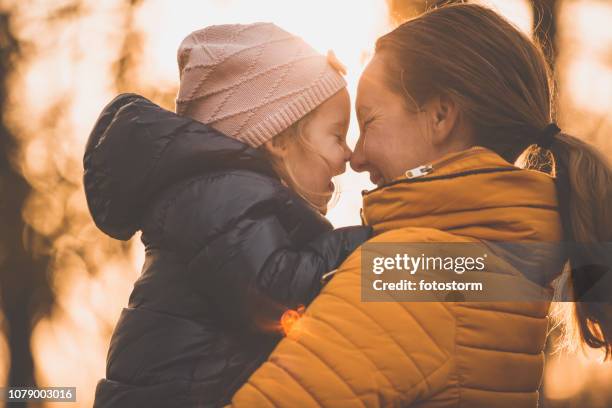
[175,23,347,148]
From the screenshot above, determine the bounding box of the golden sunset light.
[1,1,611,407]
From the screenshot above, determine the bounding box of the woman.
[85,23,370,407]
[228,4,612,407]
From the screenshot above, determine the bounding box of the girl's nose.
[335,150,349,176]
[343,143,352,163]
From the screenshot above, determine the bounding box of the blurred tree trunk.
[114,0,144,93]
[0,8,53,401]
[114,0,177,110]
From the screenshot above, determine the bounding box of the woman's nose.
[350,135,367,172]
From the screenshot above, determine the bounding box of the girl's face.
[277,88,352,212]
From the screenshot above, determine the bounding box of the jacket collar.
[361,147,563,242]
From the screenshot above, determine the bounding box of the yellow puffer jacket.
[228,147,564,408]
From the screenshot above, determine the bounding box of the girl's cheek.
[331,141,345,159]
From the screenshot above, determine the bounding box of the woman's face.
[351,54,466,186]
[285,88,352,210]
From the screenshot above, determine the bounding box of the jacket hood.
[83,93,277,241]
[362,146,563,243]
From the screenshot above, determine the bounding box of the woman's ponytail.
[547,132,612,359]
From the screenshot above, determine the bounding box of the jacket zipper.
[362,147,517,196]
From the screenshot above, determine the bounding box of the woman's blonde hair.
[375,3,612,359]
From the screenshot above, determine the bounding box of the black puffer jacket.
[84,93,371,408]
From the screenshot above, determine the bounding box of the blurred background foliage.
[0,0,610,407]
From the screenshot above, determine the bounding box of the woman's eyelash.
[362,118,374,129]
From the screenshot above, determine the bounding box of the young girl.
[84,23,371,408]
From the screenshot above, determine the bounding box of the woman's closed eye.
[362,117,375,131]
